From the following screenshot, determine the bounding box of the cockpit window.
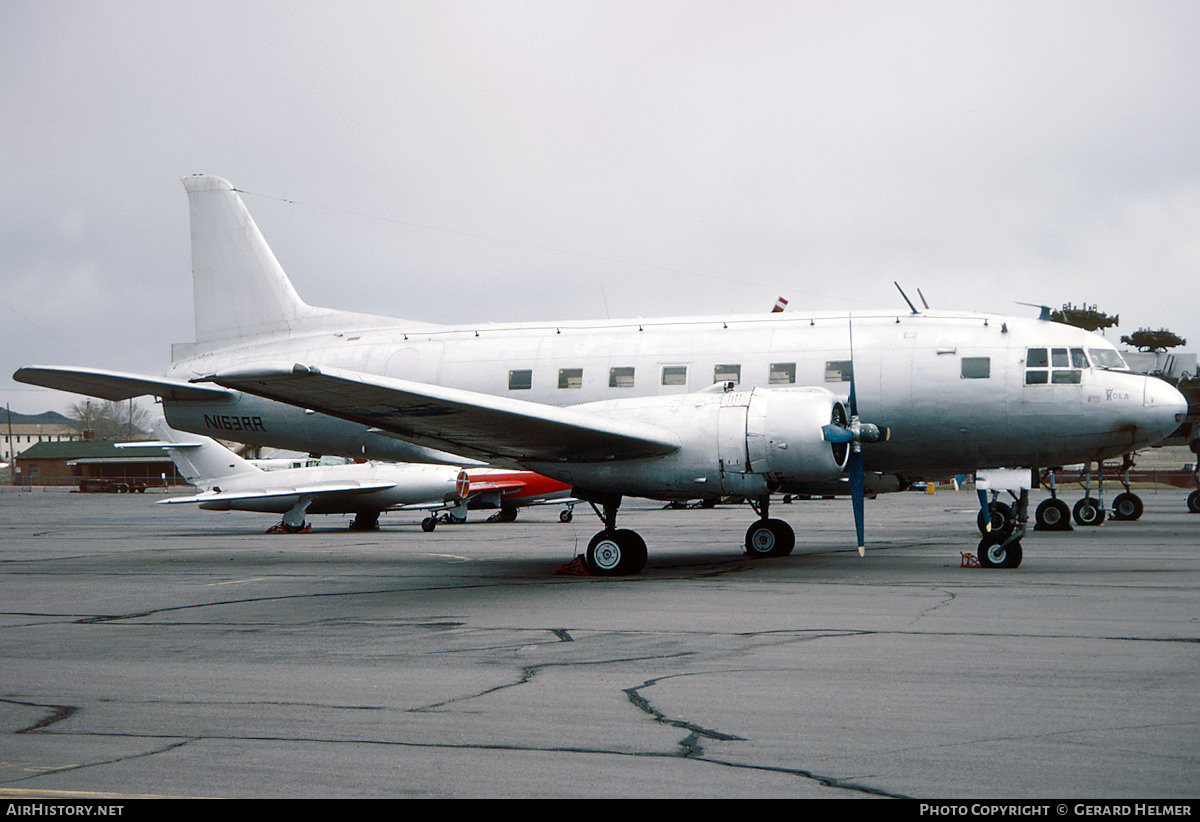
[1025,347,1083,386]
[1088,348,1128,370]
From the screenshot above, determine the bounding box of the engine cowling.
[744,386,851,487]
[530,386,852,500]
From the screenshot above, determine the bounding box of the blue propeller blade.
[849,448,865,551]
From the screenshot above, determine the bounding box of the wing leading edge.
[200,364,680,464]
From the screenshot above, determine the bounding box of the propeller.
[820,319,890,555]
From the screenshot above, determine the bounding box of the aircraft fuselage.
[162,308,1183,484]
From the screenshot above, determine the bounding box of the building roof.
[16,440,172,462]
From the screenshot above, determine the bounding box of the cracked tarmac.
[1,487,1197,798]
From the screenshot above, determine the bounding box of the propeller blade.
[822,424,856,444]
[849,447,865,555]
[977,488,992,532]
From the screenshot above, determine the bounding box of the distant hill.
[0,409,80,429]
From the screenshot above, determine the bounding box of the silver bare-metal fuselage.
[163,308,1184,485]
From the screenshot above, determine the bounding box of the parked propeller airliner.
[128,422,467,532]
[15,174,1188,574]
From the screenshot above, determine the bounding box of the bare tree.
[67,399,153,440]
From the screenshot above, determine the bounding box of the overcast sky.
[3,0,1198,415]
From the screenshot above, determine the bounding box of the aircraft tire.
[1034,498,1072,531]
[977,533,1023,569]
[744,519,795,558]
[586,529,648,576]
[1187,490,1200,514]
[977,501,1014,536]
[1072,497,1105,526]
[421,516,437,532]
[1111,492,1143,521]
[497,506,518,523]
[559,509,573,523]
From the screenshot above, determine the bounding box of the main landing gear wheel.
[977,501,1014,536]
[1034,498,1072,531]
[977,532,1023,569]
[421,516,438,532]
[349,511,380,531]
[744,518,796,558]
[1188,490,1200,514]
[1111,492,1144,521]
[1072,497,1106,526]
[586,529,648,576]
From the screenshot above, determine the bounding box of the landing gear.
[583,496,647,575]
[1110,454,1143,521]
[270,497,313,534]
[1072,496,1106,527]
[421,515,437,532]
[348,511,380,531]
[488,506,519,523]
[559,505,574,523]
[1111,491,1144,521]
[1188,490,1200,514]
[1034,498,1072,531]
[973,482,1029,570]
[1034,469,1074,531]
[744,497,795,558]
[1071,462,1106,526]
[977,499,1015,536]
[977,531,1023,568]
[586,529,647,576]
[744,519,795,557]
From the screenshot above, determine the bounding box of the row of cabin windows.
[510,362,814,390]
[510,358,997,390]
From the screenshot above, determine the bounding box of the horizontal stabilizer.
[14,366,235,403]
[201,364,680,464]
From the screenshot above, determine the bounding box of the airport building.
[13,440,185,491]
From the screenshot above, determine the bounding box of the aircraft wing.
[159,479,397,506]
[202,364,680,463]
[14,366,235,402]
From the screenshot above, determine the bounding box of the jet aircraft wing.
[15,366,235,403]
[159,479,398,506]
[202,364,680,464]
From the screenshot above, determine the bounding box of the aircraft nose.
[1143,376,1189,440]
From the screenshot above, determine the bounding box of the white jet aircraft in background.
[128,422,467,533]
[17,174,1188,574]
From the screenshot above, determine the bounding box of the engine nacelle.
[527,386,851,500]
[744,386,851,486]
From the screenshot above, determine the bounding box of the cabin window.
[661,365,687,386]
[961,357,990,379]
[508,369,532,390]
[1026,370,1049,385]
[770,362,796,384]
[824,360,853,382]
[1026,348,1048,368]
[609,367,635,388]
[714,364,741,385]
[558,368,583,389]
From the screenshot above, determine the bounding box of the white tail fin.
[151,420,260,486]
[178,175,403,354]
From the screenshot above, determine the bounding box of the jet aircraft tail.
[149,420,260,486]
[176,175,406,359]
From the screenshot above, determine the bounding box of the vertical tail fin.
[181,175,314,345]
[151,420,260,485]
